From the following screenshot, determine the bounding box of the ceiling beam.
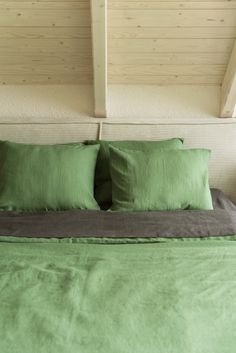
[90,0,107,118]
[220,41,236,118]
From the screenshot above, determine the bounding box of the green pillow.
[85,138,183,209]
[109,147,213,211]
[0,141,100,211]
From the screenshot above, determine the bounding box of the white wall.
[0,85,94,123]
[0,84,229,123]
[108,85,222,123]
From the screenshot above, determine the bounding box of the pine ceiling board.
[0,64,93,75]
[109,53,230,65]
[0,39,92,54]
[109,1,236,9]
[109,27,236,39]
[109,64,226,76]
[0,9,90,26]
[0,74,93,85]
[0,0,93,84]
[109,38,234,53]
[0,55,92,65]
[0,1,89,9]
[108,0,236,85]
[109,9,236,27]
[0,27,91,39]
[109,75,223,84]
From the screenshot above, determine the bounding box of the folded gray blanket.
[0,189,235,238]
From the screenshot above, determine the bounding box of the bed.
[0,188,236,353]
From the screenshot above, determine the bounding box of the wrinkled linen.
[1,240,236,353]
[0,189,236,352]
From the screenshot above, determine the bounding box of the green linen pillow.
[85,138,184,209]
[0,141,100,211]
[109,147,213,211]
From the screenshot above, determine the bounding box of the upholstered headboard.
[1,121,236,203]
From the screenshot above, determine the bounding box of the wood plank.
[0,64,92,75]
[0,39,92,54]
[109,38,234,53]
[108,52,230,65]
[109,75,223,84]
[0,0,93,84]
[109,9,236,27]
[109,64,226,76]
[109,1,236,9]
[90,0,107,118]
[0,9,90,27]
[109,27,236,39]
[0,55,92,65]
[221,41,236,117]
[0,74,93,84]
[0,27,91,39]
[0,1,89,9]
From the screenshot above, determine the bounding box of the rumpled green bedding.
[0,236,236,353]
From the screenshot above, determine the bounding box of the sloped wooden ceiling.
[0,0,92,84]
[0,0,236,90]
[108,0,236,85]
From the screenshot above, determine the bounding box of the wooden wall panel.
[108,0,236,85]
[0,0,93,84]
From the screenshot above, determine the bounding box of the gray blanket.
[0,189,236,238]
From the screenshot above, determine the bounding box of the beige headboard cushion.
[1,122,236,203]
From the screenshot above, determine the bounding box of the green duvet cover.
[0,236,236,353]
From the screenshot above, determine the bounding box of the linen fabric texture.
[0,141,100,211]
[109,147,213,211]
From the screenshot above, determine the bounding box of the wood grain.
[109,64,226,76]
[109,27,236,39]
[0,9,90,27]
[108,1,236,84]
[0,27,91,39]
[0,74,93,84]
[0,0,93,84]
[109,38,234,53]
[109,75,223,84]
[0,39,92,54]
[109,52,230,65]
[109,1,236,10]
[109,9,236,27]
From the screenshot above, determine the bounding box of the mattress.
[0,188,236,353]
